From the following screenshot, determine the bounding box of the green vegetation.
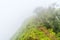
[12,6,60,40]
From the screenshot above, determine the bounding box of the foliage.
[12,7,60,40]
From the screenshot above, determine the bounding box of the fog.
[0,0,59,40]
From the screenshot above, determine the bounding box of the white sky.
[0,0,60,40]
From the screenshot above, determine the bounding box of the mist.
[0,0,59,40]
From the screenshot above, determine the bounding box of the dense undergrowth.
[12,7,60,40]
